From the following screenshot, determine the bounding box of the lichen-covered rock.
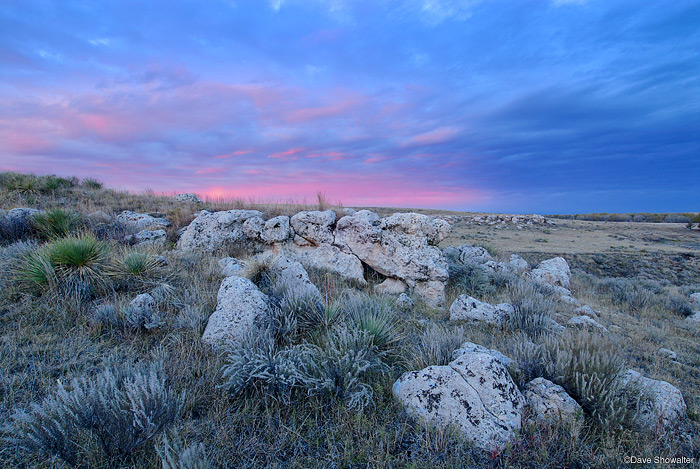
[334,210,449,292]
[202,276,270,346]
[524,378,582,426]
[574,305,599,320]
[7,207,40,225]
[658,348,678,361]
[172,193,203,203]
[397,293,414,309]
[452,342,514,369]
[127,229,167,246]
[257,252,322,303]
[218,257,243,277]
[129,293,156,313]
[508,254,529,273]
[531,257,571,289]
[177,209,263,252]
[449,295,514,325]
[261,216,293,244]
[619,370,687,431]
[456,245,494,265]
[393,348,525,452]
[689,293,700,309]
[117,210,170,231]
[414,280,446,308]
[87,210,112,224]
[286,243,366,285]
[567,315,608,333]
[374,278,408,295]
[242,216,265,241]
[290,210,336,245]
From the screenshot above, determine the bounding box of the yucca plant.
[344,294,402,353]
[109,249,162,284]
[81,177,103,190]
[32,208,82,239]
[14,233,110,298]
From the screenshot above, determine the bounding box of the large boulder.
[7,207,40,225]
[456,245,493,265]
[177,209,263,252]
[117,210,170,231]
[414,280,446,308]
[334,211,449,303]
[531,257,571,289]
[689,293,700,309]
[261,216,293,244]
[290,210,336,245]
[393,346,525,452]
[202,276,270,346]
[619,370,687,432]
[242,216,265,241]
[508,254,529,273]
[286,243,366,285]
[524,378,582,426]
[566,315,608,333]
[449,295,514,325]
[374,278,408,295]
[452,342,514,369]
[218,257,243,277]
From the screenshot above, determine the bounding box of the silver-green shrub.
[503,280,557,337]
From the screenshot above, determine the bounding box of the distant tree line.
[548,212,700,226]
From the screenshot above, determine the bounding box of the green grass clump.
[33,208,82,239]
[14,233,110,298]
[344,294,402,352]
[81,177,104,190]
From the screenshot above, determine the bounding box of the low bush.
[157,431,211,469]
[109,249,163,290]
[408,323,467,369]
[7,361,184,465]
[666,295,694,317]
[343,294,402,353]
[81,177,104,190]
[503,280,556,337]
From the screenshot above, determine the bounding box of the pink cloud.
[194,167,227,175]
[404,126,461,146]
[267,148,306,159]
[213,150,253,159]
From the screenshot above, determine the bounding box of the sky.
[0,0,698,213]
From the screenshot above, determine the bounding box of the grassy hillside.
[0,172,698,467]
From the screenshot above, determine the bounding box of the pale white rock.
[242,216,265,241]
[686,312,700,322]
[290,210,336,245]
[342,208,356,216]
[177,209,263,252]
[574,305,599,320]
[397,293,414,309]
[261,216,292,244]
[87,210,112,224]
[452,342,514,369]
[380,212,451,246]
[658,348,678,360]
[531,257,571,289]
[619,370,687,431]
[689,293,700,309]
[218,257,243,277]
[202,276,269,346]
[374,278,408,295]
[7,207,40,225]
[127,229,167,247]
[393,348,525,452]
[286,243,366,285]
[414,280,446,308]
[449,295,514,325]
[117,210,170,231]
[256,252,322,303]
[456,245,493,265]
[129,293,156,313]
[334,210,448,284]
[508,254,529,273]
[172,193,203,203]
[559,295,580,306]
[524,378,582,426]
[567,315,608,333]
[293,234,314,247]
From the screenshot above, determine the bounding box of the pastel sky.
[1,0,698,213]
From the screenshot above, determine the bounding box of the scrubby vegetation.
[0,172,698,467]
[549,211,699,224]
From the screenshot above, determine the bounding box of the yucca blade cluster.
[32,208,82,239]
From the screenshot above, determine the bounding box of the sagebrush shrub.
[543,330,631,430]
[408,323,467,369]
[157,432,211,469]
[33,208,82,239]
[504,280,556,337]
[448,262,495,298]
[666,295,694,317]
[7,361,184,465]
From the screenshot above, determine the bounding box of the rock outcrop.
[177,209,263,252]
[567,315,608,333]
[287,243,366,285]
[261,216,292,244]
[449,295,514,325]
[291,210,336,245]
[393,346,525,452]
[202,276,270,346]
[127,229,167,246]
[173,193,203,203]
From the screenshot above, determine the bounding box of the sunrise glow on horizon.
[1,0,698,213]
